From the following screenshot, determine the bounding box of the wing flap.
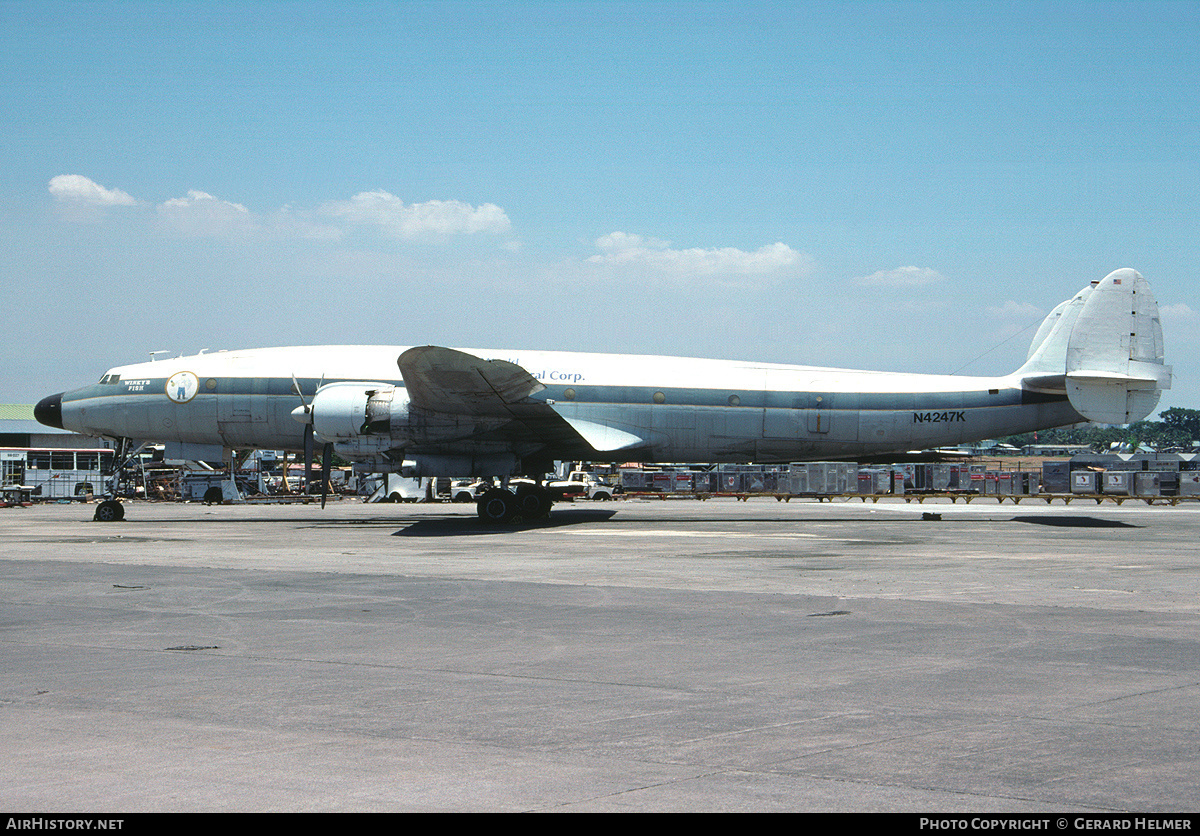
[551,415,645,452]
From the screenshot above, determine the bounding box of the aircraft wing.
[398,346,546,417]
[397,346,647,453]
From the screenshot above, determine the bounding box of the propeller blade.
[291,373,310,408]
[303,424,314,500]
[321,442,333,509]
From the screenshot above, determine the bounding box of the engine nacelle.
[307,382,410,456]
[299,379,516,464]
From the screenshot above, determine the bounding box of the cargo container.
[671,472,695,492]
[998,471,1039,495]
[949,464,973,491]
[1042,461,1071,494]
[857,468,890,494]
[652,472,675,492]
[1134,471,1162,497]
[1157,472,1179,496]
[720,472,743,493]
[618,470,653,492]
[1103,471,1135,495]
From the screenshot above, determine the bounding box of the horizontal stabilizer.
[1066,364,1172,388]
[1066,376,1165,426]
[1020,373,1067,392]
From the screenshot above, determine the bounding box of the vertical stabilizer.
[1018,284,1093,377]
[1063,268,1171,424]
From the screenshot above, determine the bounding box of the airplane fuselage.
[43,344,1082,466]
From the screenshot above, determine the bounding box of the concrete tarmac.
[2,496,1199,812]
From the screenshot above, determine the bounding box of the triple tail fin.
[1015,268,1171,424]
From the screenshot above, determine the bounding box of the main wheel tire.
[94,500,125,522]
[513,485,552,519]
[477,488,517,523]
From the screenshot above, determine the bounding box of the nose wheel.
[93,499,125,522]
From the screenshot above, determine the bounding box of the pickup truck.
[450,479,491,503]
[547,471,618,501]
[467,472,619,506]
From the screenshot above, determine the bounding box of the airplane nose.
[35,393,64,429]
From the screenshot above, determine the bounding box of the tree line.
[1002,407,1200,451]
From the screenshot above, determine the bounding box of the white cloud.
[855,266,944,287]
[594,231,671,253]
[267,205,345,241]
[157,190,256,236]
[45,179,515,245]
[987,300,1043,320]
[1160,303,1196,320]
[48,175,137,206]
[323,190,512,238]
[160,190,249,214]
[588,232,812,281]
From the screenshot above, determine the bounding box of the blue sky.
[2,0,1197,416]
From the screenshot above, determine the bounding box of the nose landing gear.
[93,499,125,522]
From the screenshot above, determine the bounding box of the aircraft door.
[806,391,831,435]
[217,375,270,445]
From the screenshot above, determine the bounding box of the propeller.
[321,442,333,509]
[303,423,314,500]
[291,373,326,504]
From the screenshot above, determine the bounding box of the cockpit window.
[99,374,121,384]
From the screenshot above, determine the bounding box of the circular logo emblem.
[165,371,200,404]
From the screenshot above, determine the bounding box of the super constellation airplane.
[36,268,1170,522]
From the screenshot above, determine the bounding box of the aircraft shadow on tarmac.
[392,508,619,536]
[1010,515,1141,528]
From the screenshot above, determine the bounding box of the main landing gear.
[476,483,553,523]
